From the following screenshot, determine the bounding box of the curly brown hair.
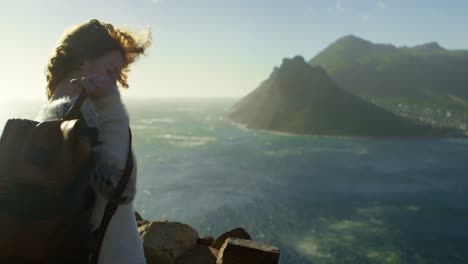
[45,19,152,99]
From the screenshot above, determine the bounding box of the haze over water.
[127,98,468,264]
[1,98,467,263]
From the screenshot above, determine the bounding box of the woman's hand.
[70,74,118,101]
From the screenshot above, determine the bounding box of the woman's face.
[79,50,124,82]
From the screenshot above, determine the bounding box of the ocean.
[1,98,468,263]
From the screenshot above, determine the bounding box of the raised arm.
[86,88,137,204]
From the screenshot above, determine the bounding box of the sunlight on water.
[2,98,467,263]
[290,205,422,263]
[125,98,468,264]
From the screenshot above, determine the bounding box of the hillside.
[309,35,468,100]
[229,56,458,137]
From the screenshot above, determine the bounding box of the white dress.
[36,89,146,264]
[93,193,146,264]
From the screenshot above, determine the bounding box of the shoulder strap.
[90,128,134,264]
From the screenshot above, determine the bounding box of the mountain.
[309,35,468,100]
[229,56,457,137]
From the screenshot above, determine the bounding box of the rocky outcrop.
[135,212,280,264]
[139,221,198,264]
[175,245,218,264]
[217,238,280,264]
[211,227,252,250]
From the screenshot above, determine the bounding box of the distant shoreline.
[229,120,468,140]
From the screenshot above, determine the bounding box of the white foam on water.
[141,117,176,124]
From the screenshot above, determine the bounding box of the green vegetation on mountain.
[309,35,468,133]
[229,56,458,137]
[309,35,468,100]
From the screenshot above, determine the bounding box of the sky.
[0,0,467,102]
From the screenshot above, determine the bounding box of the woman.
[36,19,151,264]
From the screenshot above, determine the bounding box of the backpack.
[0,90,133,264]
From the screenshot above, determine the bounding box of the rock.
[174,244,219,264]
[211,227,252,250]
[140,221,199,264]
[135,211,144,222]
[138,222,151,236]
[137,220,150,227]
[216,238,280,264]
[198,236,215,246]
[135,211,149,227]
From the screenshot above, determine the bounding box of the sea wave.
[141,117,176,124]
[155,134,217,147]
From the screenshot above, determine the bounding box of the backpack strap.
[90,128,134,264]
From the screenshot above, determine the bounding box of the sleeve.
[35,97,73,122]
[82,89,137,204]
